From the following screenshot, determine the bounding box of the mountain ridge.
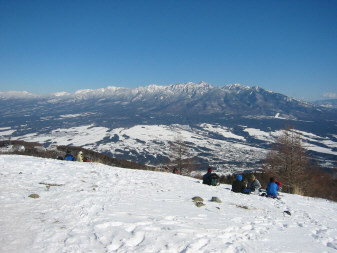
[1,82,332,121]
[0,82,312,103]
[1,82,336,172]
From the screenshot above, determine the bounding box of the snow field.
[0,155,337,252]
[4,123,337,173]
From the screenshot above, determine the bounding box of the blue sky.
[0,0,336,101]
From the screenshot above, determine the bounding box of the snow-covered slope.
[1,155,336,252]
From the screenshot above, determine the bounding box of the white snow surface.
[244,128,283,142]
[1,155,337,253]
[199,124,245,141]
[13,124,267,172]
[0,128,16,136]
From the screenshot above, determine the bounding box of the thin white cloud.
[323,92,337,99]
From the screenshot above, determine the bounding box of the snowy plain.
[1,155,337,253]
[3,123,337,173]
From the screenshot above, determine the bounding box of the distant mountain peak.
[225,83,250,89]
[74,89,94,95]
[168,81,213,92]
[53,91,71,97]
[0,90,38,99]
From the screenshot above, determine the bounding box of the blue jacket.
[64,153,75,161]
[266,182,278,197]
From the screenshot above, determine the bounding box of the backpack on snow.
[64,154,75,161]
[243,188,251,194]
[210,173,220,186]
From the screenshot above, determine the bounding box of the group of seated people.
[202,167,281,198]
[232,174,282,198]
[63,150,91,162]
[231,174,262,194]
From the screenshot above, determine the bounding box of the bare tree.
[169,135,195,175]
[263,127,311,194]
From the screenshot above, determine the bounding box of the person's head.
[270,177,275,183]
[66,150,71,154]
[207,167,212,173]
[251,175,256,181]
[237,174,243,181]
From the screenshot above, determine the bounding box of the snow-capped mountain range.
[1,82,337,173]
[314,98,337,109]
[0,82,331,120]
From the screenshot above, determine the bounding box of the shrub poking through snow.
[210,197,222,203]
[195,202,205,207]
[192,196,203,202]
[28,194,40,199]
[236,204,249,209]
[192,196,205,207]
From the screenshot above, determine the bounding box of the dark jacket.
[232,180,246,193]
[173,168,180,174]
[202,172,212,185]
[203,172,219,185]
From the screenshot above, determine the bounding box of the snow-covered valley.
[2,122,337,174]
[1,83,337,173]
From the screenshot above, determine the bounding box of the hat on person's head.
[237,175,243,181]
[208,167,212,173]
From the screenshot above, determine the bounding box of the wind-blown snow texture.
[1,155,337,252]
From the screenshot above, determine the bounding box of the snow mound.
[1,155,337,252]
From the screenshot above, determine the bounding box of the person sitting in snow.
[83,156,91,162]
[76,151,84,162]
[275,180,282,191]
[173,168,180,174]
[202,167,213,184]
[64,150,75,161]
[249,175,262,192]
[202,167,219,185]
[266,177,279,198]
[232,174,246,193]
